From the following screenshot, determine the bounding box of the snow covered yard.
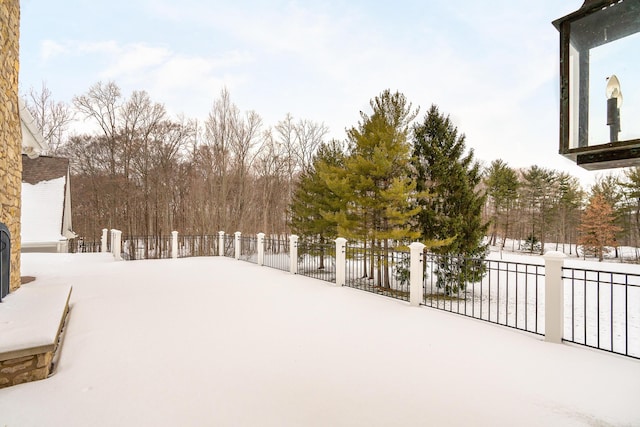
[1,253,639,426]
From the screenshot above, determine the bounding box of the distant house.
[19,99,75,252]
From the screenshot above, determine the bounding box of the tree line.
[24,82,640,262]
[484,161,640,260]
[26,82,326,239]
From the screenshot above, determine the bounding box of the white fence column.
[409,242,426,306]
[171,231,178,259]
[544,251,567,343]
[110,229,118,254]
[234,231,242,260]
[289,235,299,274]
[218,231,225,257]
[112,229,122,261]
[257,233,265,266]
[335,237,347,286]
[101,228,108,252]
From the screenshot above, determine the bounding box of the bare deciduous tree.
[25,82,74,155]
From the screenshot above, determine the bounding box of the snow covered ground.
[1,253,640,426]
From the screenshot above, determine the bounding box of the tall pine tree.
[289,140,346,269]
[520,166,557,254]
[323,90,420,286]
[484,159,519,248]
[412,105,488,294]
[289,140,345,242]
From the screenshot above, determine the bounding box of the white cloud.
[100,44,172,79]
[40,40,68,61]
[34,37,254,117]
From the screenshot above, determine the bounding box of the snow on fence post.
[544,251,566,344]
[234,231,241,260]
[335,237,347,286]
[171,231,178,259]
[101,228,108,252]
[257,233,265,266]
[218,231,225,257]
[409,242,426,306]
[112,229,122,261]
[289,235,299,274]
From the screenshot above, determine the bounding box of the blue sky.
[18,0,613,186]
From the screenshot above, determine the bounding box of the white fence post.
[110,229,118,254]
[171,231,178,259]
[101,228,108,252]
[409,242,426,306]
[218,231,225,257]
[235,231,242,260]
[335,237,347,286]
[544,251,567,343]
[289,235,299,274]
[257,233,265,266]
[112,229,122,261]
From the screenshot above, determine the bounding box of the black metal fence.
[82,229,640,360]
[345,244,411,302]
[562,266,640,359]
[68,238,102,253]
[297,240,336,283]
[177,235,218,258]
[423,254,545,335]
[240,235,258,263]
[222,234,235,258]
[263,236,290,272]
[122,235,172,260]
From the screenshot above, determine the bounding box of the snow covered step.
[0,283,72,388]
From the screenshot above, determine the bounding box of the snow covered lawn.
[1,253,639,426]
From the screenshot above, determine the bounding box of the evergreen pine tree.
[289,140,345,268]
[484,159,519,248]
[554,172,584,254]
[411,105,488,294]
[323,90,420,286]
[520,166,557,255]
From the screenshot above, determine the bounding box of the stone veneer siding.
[0,352,54,388]
[0,0,22,292]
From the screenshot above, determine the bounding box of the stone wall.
[0,352,53,388]
[0,0,22,292]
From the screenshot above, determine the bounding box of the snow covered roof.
[21,177,67,244]
[21,156,72,244]
[19,98,48,159]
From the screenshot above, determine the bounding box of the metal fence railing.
[240,235,258,263]
[345,244,411,302]
[223,234,235,258]
[85,229,640,360]
[297,240,336,284]
[177,235,218,258]
[263,236,290,272]
[562,266,640,359]
[68,238,102,254]
[122,236,172,260]
[423,254,545,336]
